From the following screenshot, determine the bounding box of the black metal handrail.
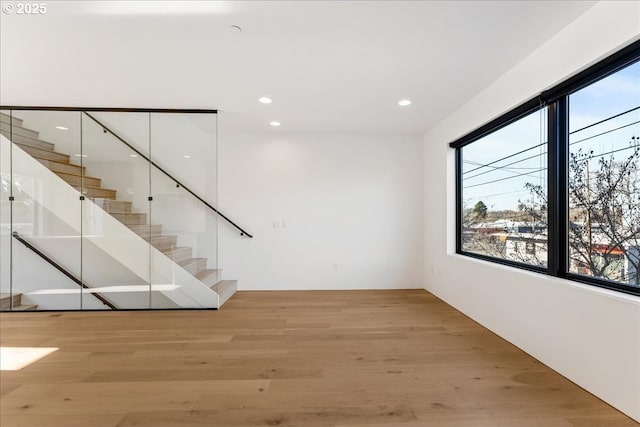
[83,112,253,238]
[11,232,117,310]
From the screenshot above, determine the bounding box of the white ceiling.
[0,1,597,134]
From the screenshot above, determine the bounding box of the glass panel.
[568,60,640,288]
[81,112,151,309]
[461,108,548,267]
[0,110,13,308]
[149,113,218,309]
[8,110,83,310]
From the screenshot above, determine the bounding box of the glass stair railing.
[0,108,249,311]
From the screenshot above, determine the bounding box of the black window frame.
[451,39,640,297]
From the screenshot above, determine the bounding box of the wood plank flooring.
[0,290,636,426]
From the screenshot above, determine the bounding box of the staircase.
[0,112,237,310]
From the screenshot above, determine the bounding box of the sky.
[462,60,640,213]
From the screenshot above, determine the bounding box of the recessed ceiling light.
[74,154,88,158]
[230,25,242,32]
[56,126,68,130]
[130,154,138,158]
[398,99,412,107]
[259,97,272,104]
[270,121,281,127]
[183,155,191,159]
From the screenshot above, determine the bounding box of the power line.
[465,144,639,188]
[463,109,639,176]
[464,122,638,178]
[575,143,640,163]
[463,141,546,175]
[463,160,544,180]
[464,160,540,170]
[470,189,531,199]
[570,105,640,135]
[464,167,546,189]
[569,120,640,146]
[464,151,547,180]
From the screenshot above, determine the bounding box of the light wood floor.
[0,290,636,427]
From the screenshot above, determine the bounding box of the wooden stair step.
[75,186,117,200]
[164,247,192,263]
[194,269,221,287]
[0,293,37,311]
[210,280,238,307]
[111,212,148,226]
[178,258,207,275]
[0,121,40,140]
[129,224,163,237]
[0,293,22,310]
[0,112,24,127]
[93,199,132,213]
[9,304,38,311]
[54,171,101,187]
[35,158,85,175]
[1,130,55,151]
[16,143,70,163]
[151,235,178,252]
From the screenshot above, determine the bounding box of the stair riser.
[0,112,24,127]
[17,143,70,163]
[152,236,178,252]
[111,213,148,226]
[212,280,237,307]
[93,199,132,213]
[36,158,85,175]
[182,259,207,275]
[0,293,22,310]
[166,248,192,263]
[129,224,163,237]
[2,131,55,151]
[76,187,117,200]
[56,173,101,188]
[0,122,39,140]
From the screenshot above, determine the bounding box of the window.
[568,60,640,287]
[461,108,547,268]
[452,39,640,296]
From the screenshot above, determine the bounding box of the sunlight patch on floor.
[0,347,58,371]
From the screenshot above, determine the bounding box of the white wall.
[423,1,640,421]
[218,130,424,291]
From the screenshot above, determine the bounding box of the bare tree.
[522,137,639,284]
[568,138,640,284]
[464,135,640,285]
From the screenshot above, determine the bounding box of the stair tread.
[194,269,221,286]
[15,142,67,158]
[54,170,101,180]
[211,279,237,292]
[75,184,116,191]
[10,304,38,311]
[165,246,190,253]
[151,234,178,240]
[178,257,207,266]
[0,112,23,126]
[110,211,146,215]
[0,123,40,139]
[211,280,238,307]
[1,131,55,151]
[129,224,162,230]
[36,157,84,171]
